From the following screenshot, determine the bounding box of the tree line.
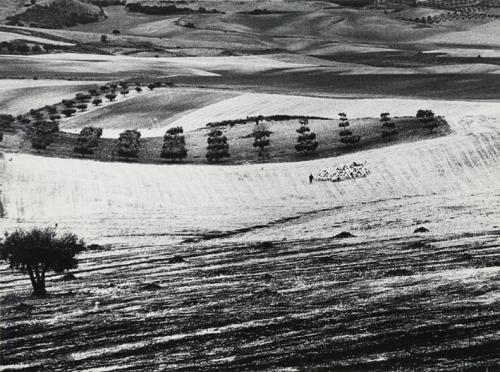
[0,108,441,162]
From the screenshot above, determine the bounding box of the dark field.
[1,195,499,370]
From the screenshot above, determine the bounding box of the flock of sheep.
[316,162,370,183]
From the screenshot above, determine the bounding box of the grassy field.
[5,115,448,165]
[1,100,499,370]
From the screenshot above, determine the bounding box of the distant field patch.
[0,79,104,115]
[0,30,74,46]
[60,88,239,137]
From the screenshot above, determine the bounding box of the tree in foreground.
[381,112,397,138]
[74,126,103,157]
[295,118,318,154]
[30,121,58,151]
[417,109,438,131]
[252,121,271,160]
[338,113,360,146]
[116,129,141,160]
[0,227,86,296]
[160,126,187,161]
[206,128,230,163]
[0,130,3,143]
[92,98,102,106]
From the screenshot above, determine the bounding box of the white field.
[1,94,500,370]
[58,90,500,137]
[1,98,499,246]
[23,53,313,74]
[167,93,500,131]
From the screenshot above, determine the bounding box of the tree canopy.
[161,126,188,161]
[117,129,141,160]
[0,227,86,295]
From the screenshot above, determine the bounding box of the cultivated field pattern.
[1,1,500,370]
[1,98,499,370]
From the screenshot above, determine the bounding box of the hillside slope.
[6,0,106,28]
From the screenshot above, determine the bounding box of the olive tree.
[252,121,271,160]
[295,118,318,154]
[116,129,141,160]
[0,227,86,296]
[160,126,187,161]
[30,121,58,151]
[206,128,229,163]
[338,113,360,146]
[381,112,397,138]
[74,126,103,157]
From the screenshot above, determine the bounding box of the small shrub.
[105,93,117,102]
[76,103,87,112]
[62,108,76,117]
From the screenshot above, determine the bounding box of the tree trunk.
[31,265,47,296]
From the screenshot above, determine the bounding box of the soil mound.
[61,273,76,281]
[334,231,356,239]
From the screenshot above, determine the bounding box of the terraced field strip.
[0,79,106,115]
[59,88,240,138]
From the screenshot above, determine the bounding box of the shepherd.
[309,173,314,184]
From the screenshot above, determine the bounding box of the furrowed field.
[1,97,499,370]
[1,1,500,368]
